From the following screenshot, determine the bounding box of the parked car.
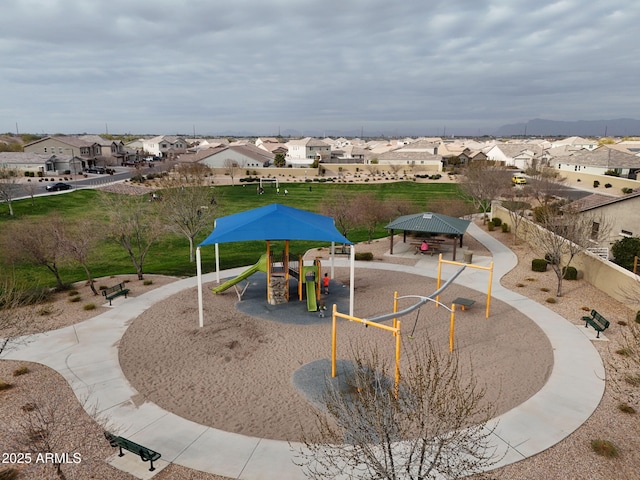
[46,182,72,191]
[86,166,106,174]
[511,175,527,185]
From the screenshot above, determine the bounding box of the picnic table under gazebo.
[385,212,471,261]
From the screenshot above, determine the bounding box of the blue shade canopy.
[199,204,352,246]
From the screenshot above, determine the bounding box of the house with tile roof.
[484,143,544,170]
[285,138,330,167]
[196,144,274,169]
[374,139,442,171]
[554,146,640,179]
[0,152,83,175]
[568,190,640,245]
[142,136,188,158]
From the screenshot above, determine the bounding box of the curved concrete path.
[2,222,605,479]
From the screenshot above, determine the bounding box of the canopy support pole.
[215,243,220,284]
[196,247,204,328]
[349,243,355,316]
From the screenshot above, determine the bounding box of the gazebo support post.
[389,229,394,255]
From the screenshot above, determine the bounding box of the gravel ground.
[1,221,639,479]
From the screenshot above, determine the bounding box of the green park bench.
[582,309,610,338]
[104,431,161,471]
[101,282,130,306]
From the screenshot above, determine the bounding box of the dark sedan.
[46,182,72,192]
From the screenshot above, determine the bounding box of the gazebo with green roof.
[385,212,471,261]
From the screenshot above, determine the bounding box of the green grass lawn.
[0,181,463,287]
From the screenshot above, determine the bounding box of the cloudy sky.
[1,0,638,137]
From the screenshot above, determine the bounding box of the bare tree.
[3,385,114,480]
[160,186,217,262]
[0,166,20,216]
[63,220,103,295]
[529,206,612,296]
[0,274,43,356]
[527,166,567,208]
[351,193,390,243]
[223,158,240,185]
[458,161,511,223]
[1,216,68,289]
[500,195,532,245]
[173,163,213,186]
[426,198,476,219]
[321,189,359,239]
[295,341,499,480]
[100,193,165,280]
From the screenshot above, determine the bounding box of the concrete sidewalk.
[2,223,605,479]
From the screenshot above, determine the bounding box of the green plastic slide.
[306,280,317,311]
[211,254,268,294]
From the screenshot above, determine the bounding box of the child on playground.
[323,273,330,294]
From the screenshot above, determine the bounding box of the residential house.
[196,144,274,169]
[0,152,83,175]
[550,136,599,151]
[78,134,129,164]
[555,146,640,179]
[484,143,544,170]
[328,145,367,163]
[24,136,101,161]
[375,139,442,172]
[568,191,640,247]
[142,136,188,158]
[285,138,330,167]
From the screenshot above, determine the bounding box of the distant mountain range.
[494,118,640,137]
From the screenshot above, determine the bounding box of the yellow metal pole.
[393,291,399,329]
[436,253,443,308]
[395,319,401,397]
[266,240,271,302]
[332,304,338,378]
[449,304,456,352]
[486,261,494,318]
[284,240,290,301]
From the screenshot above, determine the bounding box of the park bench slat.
[104,431,161,471]
[101,282,130,305]
[582,309,610,338]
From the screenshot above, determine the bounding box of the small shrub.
[83,303,96,311]
[487,221,495,231]
[540,287,550,292]
[563,266,578,280]
[501,223,510,233]
[0,381,14,391]
[604,183,612,188]
[615,347,633,356]
[492,217,502,227]
[516,283,525,287]
[21,403,36,413]
[590,439,618,458]
[545,253,559,265]
[68,289,79,296]
[355,252,374,261]
[624,374,640,387]
[99,285,108,290]
[0,467,20,480]
[618,403,636,414]
[37,305,54,316]
[13,366,30,376]
[593,180,600,188]
[68,295,81,303]
[143,279,153,286]
[622,187,633,194]
[532,259,548,272]
[581,306,590,311]
[545,297,557,304]
[525,277,536,282]
[618,320,627,326]
[635,311,640,324]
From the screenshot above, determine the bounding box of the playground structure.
[435,254,494,318]
[211,244,322,311]
[331,264,468,394]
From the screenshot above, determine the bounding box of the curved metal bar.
[366,264,466,323]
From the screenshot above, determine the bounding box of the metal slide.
[306,281,318,311]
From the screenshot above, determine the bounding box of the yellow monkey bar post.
[331,304,402,393]
[436,254,494,318]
